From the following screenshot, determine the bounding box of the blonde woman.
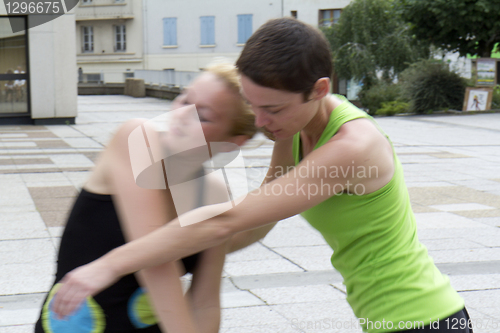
[35,63,257,333]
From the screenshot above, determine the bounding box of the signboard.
[463,87,493,111]
[476,59,496,86]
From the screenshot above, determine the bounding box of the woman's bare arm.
[94,119,199,332]
[185,243,226,333]
[53,118,395,316]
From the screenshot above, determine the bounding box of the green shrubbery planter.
[399,60,466,114]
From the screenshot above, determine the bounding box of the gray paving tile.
[262,226,327,248]
[220,306,290,328]
[274,215,312,228]
[0,325,36,333]
[0,294,44,326]
[430,203,496,212]
[0,212,49,240]
[414,212,490,229]
[226,243,283,263]
[224,258,304,276]
[0,205,37,214]
[474,217,500,228]
[231,271,343,290]
[20,172,68,183]
[220,324,302,333]
[250,285,345,305]
[63,171,92,189]
[27,186,77,199]
[50,236,62,252]
[49,154,94,168]
[221,290,266,308]
[331,282,347,294]
[270,301,359,332]
[0,263,55,295]
[449,274,500,292]
[462,306,499,331]
[406,181,456,188]
[429,248,500,264]
[420,238,484,251]
[62,137,103,148]
[0,174,23,183]
[272,246,334,271]
[45,125,85,138]
[2,142,37,148]
[0,239,56,265]
[418,227,497,241]
[39,211,69,227]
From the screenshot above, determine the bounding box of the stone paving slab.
[1,96,499,332]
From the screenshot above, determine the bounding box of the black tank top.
[53,181,202,329]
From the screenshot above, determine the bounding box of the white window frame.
[82,26,94,53]
[114,25,126,52]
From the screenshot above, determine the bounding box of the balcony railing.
[135,70,200,88]
[78,69,199,87]
[76,0,134,21]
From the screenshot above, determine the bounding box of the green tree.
[323,0,429,86]
[398,0,500,58]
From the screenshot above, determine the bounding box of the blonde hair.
[204,62,258,138]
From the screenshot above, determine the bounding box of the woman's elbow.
[212,222,233,242]
[207,213,239,242]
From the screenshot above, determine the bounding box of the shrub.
[376,101,410,116]
[358,81,403,115]
[492,85,500,110]
[399,59,466,114]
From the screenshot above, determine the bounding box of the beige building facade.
[75,0,143,83]
[76,0,354,80]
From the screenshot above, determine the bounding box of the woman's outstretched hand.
[52,259,119,317]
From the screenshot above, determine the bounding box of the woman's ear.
[311,77,331,100]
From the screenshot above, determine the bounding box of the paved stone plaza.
[0,95,499,332]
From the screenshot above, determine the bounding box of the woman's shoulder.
[84,119,153,194]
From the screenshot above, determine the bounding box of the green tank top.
[292,100,464,332]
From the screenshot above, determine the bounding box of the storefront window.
[0,16,29,115]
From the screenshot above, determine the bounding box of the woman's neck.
[301,95,341,145]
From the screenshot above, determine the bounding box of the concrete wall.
[28,14,77,120]
[143,0,282,71]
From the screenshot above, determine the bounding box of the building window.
[163,17,177,46]
[237,14,252,44]
[200,16,215,46]
[82,0,92,4]
[319,9,341,27]
[82,26,94,53]
[114,25,126,52]
[291,10,297,19]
